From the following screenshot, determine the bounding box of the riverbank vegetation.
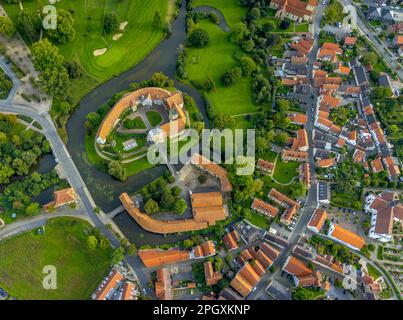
[0,113,68,223]
[1,0,178,141]
[0,217,113,299]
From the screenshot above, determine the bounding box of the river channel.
[65,1,210,245]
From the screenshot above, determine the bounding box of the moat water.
[65,1,209,245]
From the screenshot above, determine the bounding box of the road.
[0,210,91,241]
[341,0,403,81]
[0,56,156,296]
[248,7,327,301]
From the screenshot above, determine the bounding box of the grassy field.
[272,158,299,184]
[185,20,259,119]
[0,217,113,300]
[248,211,269,229]
[146,110,163,127]
[2,0,169,101]
[192,0,247,28]
[259,150,278,163]
[84,129,152,176]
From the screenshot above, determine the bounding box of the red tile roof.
[191,153,232,192]
[138,248,190,268]
[308,208,328,232]
[94,269,124,300]
[251,198,279,218]
[330,225,365,249]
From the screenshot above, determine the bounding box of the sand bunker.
[119,21,128,31]
[112,33,123,41]
[93,48,107,56]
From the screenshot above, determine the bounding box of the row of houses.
[92,268,138,300]
[251,188,301,226]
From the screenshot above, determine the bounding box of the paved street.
[341,0,403,81]
[0,56,154,294]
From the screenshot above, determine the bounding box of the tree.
[0,16,16,37]
[47,9,76,44]
[87,235,99,249]
[209,12,219,25]
[241,39,254,52]
[108,160,127,182]
[144,198,160,214]
[31,39,70,98]
[161,188,175,209]
[262,21,275,33]
[183,239,194,249]
[64,61,84,79]
[25,202,40,216]
[274,132,289,146]
[256,136,269,154]
[214,257,223,271]
[221,67,242,86]
[279,20,291,30]
[153,11,162,28]
[126,244,137,256]
[16,10,42,42]
[103,12,120,34]
[204,77,216,92]
[0,164,14,185]
[98,236,110,249]
[111,246,125,264]
[230,22,249,43]
[238,56,257,76]
[198,174,207,184]
[248,7,261,20]
[361,52,378,67]
[188,28,210,48]
[213,113,235,130]
[173,198,187,215]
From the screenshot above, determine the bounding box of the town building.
[282,256,325,288]
[43,188,77,210]
[299,162,311,188]
[365,191,403,242]
[308,208,328,233]
[230,262,262,298]
[204,261,223,286]
[317,181,330,205]
[251,198,279,218]
[269,0,317,22]
[282,149,308,162]
[92,269,124,300]
[96,88,186,144]
[138,248,190,268]
[223,229,240,251]
[191,153,232,192]
[192,241,216,259]
[155,268,173,300]
[256,159,275,174]
[328,224,366,250]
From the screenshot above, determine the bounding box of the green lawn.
[367,264,382,280]
[248,211,269,229]
[272,158,299,184]
[2,0,169,102]
[124,116,147,129]
[259,150,278,163]
[0,217,113,300]
[192,0,247,28]
[146,110,163,127]
[185,20,259,119]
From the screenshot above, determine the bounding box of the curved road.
[193,5,231,32]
